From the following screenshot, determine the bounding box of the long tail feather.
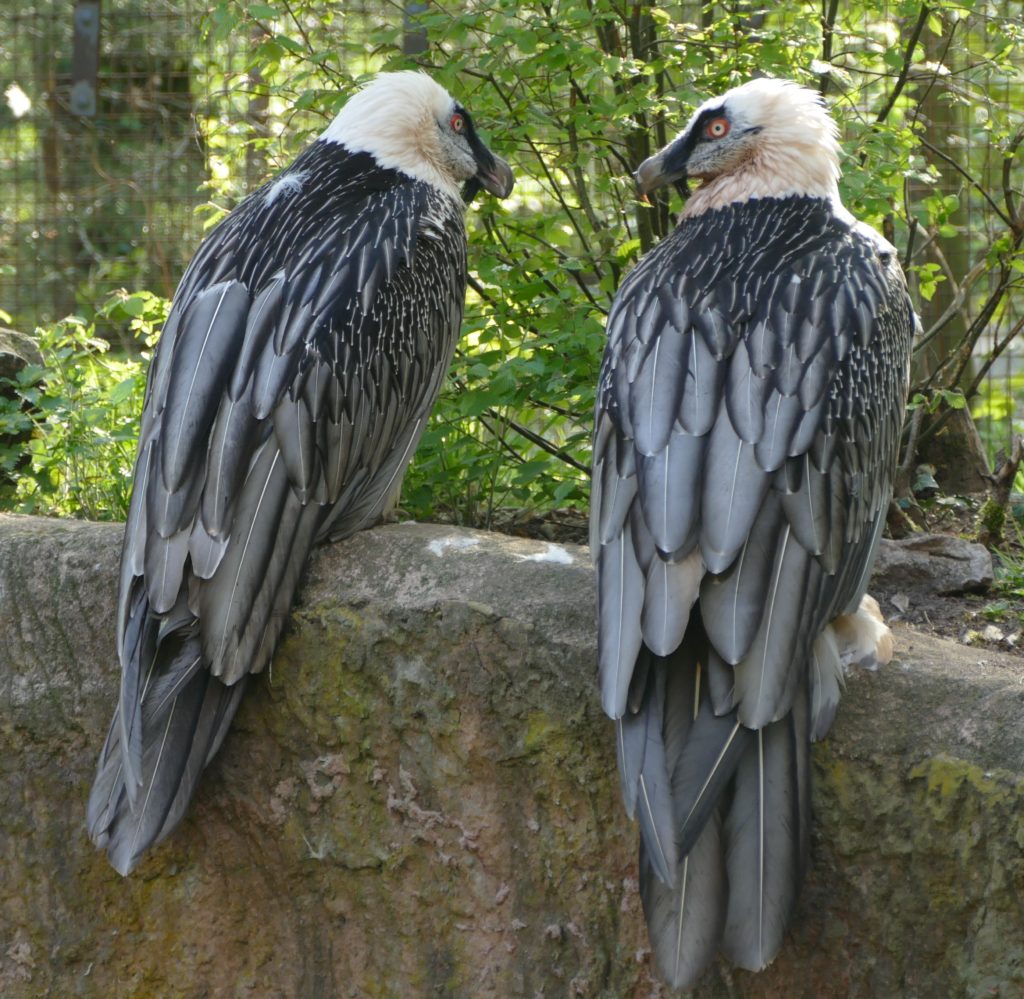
[721,714,801,971]
[87,633,246,876]
[641,815,727,988]
[633,635,751,984]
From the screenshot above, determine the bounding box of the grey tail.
[86,629,247,876]
[622,621,811,986]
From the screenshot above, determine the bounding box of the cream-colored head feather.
[635,78,845,218]
[320,72,470,200]
[683,78,842,216]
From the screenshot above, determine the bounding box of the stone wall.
[1,514,1022,997]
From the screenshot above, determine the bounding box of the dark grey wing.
[88,146,468,874]
[591,197,914,982]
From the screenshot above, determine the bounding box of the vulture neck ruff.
[682,80,842,219]
[320,71,463,202]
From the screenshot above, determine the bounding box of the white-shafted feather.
[641,819,726,989]
[722,721,801,971]
[87,70,507,874]
[731,525,812,728]
[598,522,646,718]
[641,549,702,656]
[592,76,916,986]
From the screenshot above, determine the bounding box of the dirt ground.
[880,492,1023,655]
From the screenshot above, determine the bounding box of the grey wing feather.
[637,431,704,556]
[200,440,292,682]
[700,411,770,574]
[597,522,646,718]
[160,282,251,492]
[641,550,702,657]
[89,155,468,873]
[731,525,815,728]
[780,453,830,556]
[699,490,783,665]
[634,670,679,886]
[593,198,915,980]
[669,708,751,859]
[630,327,688,456]
[678,329,723,436]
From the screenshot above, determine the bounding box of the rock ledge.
[0,514,1022,998]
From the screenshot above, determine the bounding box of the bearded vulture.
[87,71,513,875]
[591,78,914,986]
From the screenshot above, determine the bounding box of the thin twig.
[896,404,926,495]
[490,410,590,474]
[965,313,1024,398]
[912,258,988,355]
[872,4,932,128]
[917,136,1014,227]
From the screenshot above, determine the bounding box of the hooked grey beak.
[475,153,515,198]
[634,139,689,198]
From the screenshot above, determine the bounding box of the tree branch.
[872,4,931,127]
[819,0,840,96]
[917,136,1014,228]
[1002,127,1024,235]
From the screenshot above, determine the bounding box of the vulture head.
[322,71,514,201]
[635,78,841,216]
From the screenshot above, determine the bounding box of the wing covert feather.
[93,142,471,872]
[593,194,915,980]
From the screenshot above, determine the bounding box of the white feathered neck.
[684,78,843,218]
[320,72,461,199]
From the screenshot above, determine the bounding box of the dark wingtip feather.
[641,816,727,989]
[88,652,247,876]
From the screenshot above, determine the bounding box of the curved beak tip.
[479,155,515,199]
[636,153,667,197]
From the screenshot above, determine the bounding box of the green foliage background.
[1,1,1022,523]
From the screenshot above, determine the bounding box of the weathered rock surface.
[873,532,995,595]
[0,513,1022,998]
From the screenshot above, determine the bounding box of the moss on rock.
[1,515,1022,997]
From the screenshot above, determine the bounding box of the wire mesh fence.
[0,2,208,334]
[0,1,1021,460]
[0,0,382,334]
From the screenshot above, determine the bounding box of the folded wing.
[89,146,468,874]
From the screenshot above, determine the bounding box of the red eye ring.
[450,113,465,133]
[705,117,730,139]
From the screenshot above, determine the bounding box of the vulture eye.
[450,113,465,133]
[705,117,730,139]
